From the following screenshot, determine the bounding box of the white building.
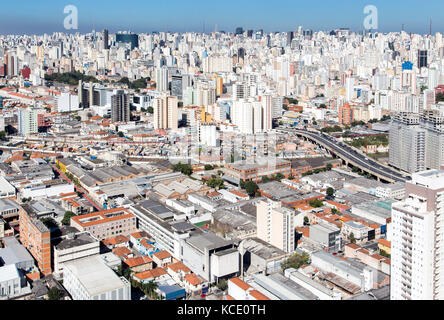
[57,92,81,113]
[391,170,444,300]
[63,255,131,300]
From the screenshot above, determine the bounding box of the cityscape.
[1,1,444,305]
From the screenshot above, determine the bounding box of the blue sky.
[1,0,442,35]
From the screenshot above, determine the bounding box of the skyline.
[1,0,443,35]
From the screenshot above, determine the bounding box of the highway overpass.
[278,128,410,183]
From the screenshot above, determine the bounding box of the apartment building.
[391,170,444,300]
[70,208,137,241]
[19,204,52,275]
[224,158,291,184]
[256,198,295,253]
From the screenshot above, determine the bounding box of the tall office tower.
[153,95,178,130]
[286,31,294,47]
[391,170,444,300]
[18,108,38,136]
[256,199,295,253]
[389,113,426,173]
[111,90,130,123]
[418,50,428,69]
[235,27,244,35]
[155,66,169,93]
[103,29,109,50]
[423,89,436,110]
[115,32,139,50]
[89,82,95,106]
[421,110,444,170]
[78,80,83,107]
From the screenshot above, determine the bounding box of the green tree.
[326,164,333,171]
[326,187,335,197]
[244,181,259,197]
[261,175,270,183]
[117,131,124,137]
[309,199,324,208]
[350,233,356,244]
[304,216,309,225]
[281,252,310,271]
[61,211,76,226]
[171,162,193,176]
[142,281,158,298]
[217,279,228,291]
[275,173,284,181]
[0,131,6,141]
[147,106,154,114]
[207,177,225,189]
[47,287,62,300]
[204,164,214,171]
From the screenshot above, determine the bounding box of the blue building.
[402,61,413,71]
[0,96,3,109]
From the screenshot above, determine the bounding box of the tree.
[275,173,284,181]
[350,233,356,244]
[281,252,310,271]
[207,177,225,189]
[142,280,158,298]
[0,131,7,141]
[87,112,93,118]
[171,162,193,176]
[326,187,335,197]
[304,216,309,225]
[204,164,214,171]
[261,176,270,183]
[217,279,228,291]
[326,164,333,171]
[117,131,125,137]
[244,181,259,197]
[61,211,76,226]
[309,199,324,208]
[47,287,62,300]
[147,106,154,114]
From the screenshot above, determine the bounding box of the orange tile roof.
[378,239,391,248]
[249,290,270,300]
[207,191,221,198]
[71,208,134,227]
[153,250,172,260]
[346,243,360,249]
[230,190,249,198]
[134,267,167,280]
[184,273,202,286]
[228,277,251,291]
[131,231,147,239]
[112,247,131,258]
[103,235,129,246]
[124,256,153,268]
[168,262,191,274]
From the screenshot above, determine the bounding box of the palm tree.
[143,281,158,298]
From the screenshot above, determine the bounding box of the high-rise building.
[421,110,444,170]
[18,108,38,136]
[115,32,139,50]
[391,170,444,300]
[153,95,178,130]
[338,103,353,125]
[103,29,109,50]
[171,75,183,99]
[235,27,244,35]
[216,77,223,96]
[389,113,426,173]
[155,66,169,93]
[256,198,295,253]
[418,50,428,69]
[111,90,130,123]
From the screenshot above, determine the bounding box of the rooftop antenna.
[203,21,205,34]
[430,18,432,36]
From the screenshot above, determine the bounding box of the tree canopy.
[281,252,310,271]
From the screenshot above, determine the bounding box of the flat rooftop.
[63,255,128,297]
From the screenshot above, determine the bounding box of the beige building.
[153,94,178,130]
[256,199,295,253]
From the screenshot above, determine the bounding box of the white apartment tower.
[256,199,295,253]
[391,170,444,300]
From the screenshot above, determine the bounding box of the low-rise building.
[63,255,131,300]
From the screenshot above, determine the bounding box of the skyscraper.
[391,170,444,300]
[103,29,109,50]
[418,50,428,69]
[111,90,130,123]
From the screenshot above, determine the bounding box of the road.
[278,128,410,183]
[52,165,104,211]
